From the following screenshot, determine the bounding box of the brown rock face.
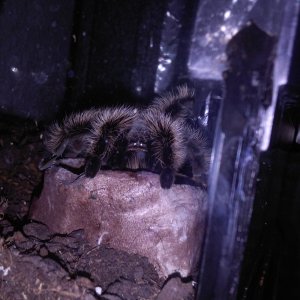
[30,163,207,278]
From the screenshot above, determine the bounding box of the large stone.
[30,161,207,278]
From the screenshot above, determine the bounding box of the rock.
[156,276,194,300]
[22,221,52,241]
[103,278,158,300]
[30,162,207,278]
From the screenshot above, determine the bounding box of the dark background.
[0,0,197,121]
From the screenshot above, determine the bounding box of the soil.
[0,114,195,300]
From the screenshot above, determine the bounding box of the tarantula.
[40,85,210,189]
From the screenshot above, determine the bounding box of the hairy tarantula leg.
[85,156,102,178]
[38,155,59,170]
[160,167,175,189]
[54,138,70,157]
[192,173,208,190]
[62,172,86,185]
[39,138,72,170]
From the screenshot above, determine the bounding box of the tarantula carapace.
[40,85,211,189]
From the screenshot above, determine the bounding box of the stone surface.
[30,162,207,278]
[156,277,194,300]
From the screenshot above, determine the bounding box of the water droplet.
[224,10,231,20]
[11,67,18,73]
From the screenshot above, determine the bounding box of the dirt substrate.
[0,114,195,300]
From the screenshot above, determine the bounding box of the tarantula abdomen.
[149,84,195,122]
